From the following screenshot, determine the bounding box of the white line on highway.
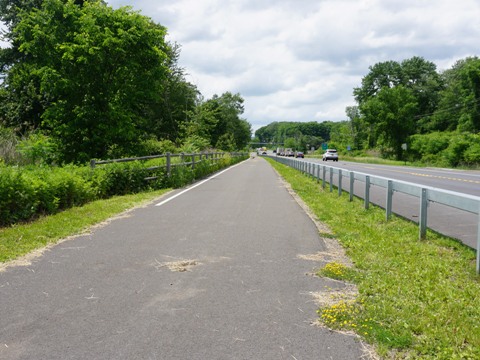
[155,161,245,207]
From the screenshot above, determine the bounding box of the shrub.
[0,166,37,226]
[16,132,58,165]
[139,138,177,156]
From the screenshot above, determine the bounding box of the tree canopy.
[0,0,251,163]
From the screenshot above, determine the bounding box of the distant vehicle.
[285,148,294,157]
[295,151,304,158]
[322,149,338,161]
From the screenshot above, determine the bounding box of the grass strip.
[0,189,171,263]
[266,158,480,359]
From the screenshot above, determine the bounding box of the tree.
[360,85,417,159]
[345,105,365,150]
[1,0,172,162]
[432,57,480,133]
[354,57,442,136]
[202,92,251,150]
[148,43,199,142]
[353,60,403,104]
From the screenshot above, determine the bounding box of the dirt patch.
[154,259,200,272]
[309,283,359,308]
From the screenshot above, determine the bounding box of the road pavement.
[0,157,364,360]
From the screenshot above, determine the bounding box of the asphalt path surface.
[0,157,364,360]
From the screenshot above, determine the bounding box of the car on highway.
[322,149,338,161]
[295,151,304,158]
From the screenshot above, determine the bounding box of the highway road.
[307,159,480,197]
[0,158,363,360]
[295,156,480,249]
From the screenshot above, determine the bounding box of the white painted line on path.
[155,161,245,207]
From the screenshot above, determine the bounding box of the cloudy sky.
[3,1,480,132]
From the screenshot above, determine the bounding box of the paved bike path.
[0,157,363,359]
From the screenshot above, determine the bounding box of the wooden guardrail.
[90,152,247,180]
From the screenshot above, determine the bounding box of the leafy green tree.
[283,137,297,149]
[2,0,172,162]
[432,57,480,133]
[354,60,403,104]
[149,44,199,142]
[345,105,366,150]
[215,133,235,151]
[400,56,443,129]
[360,85,417,159]
[354,57,442,138]
[202,92,251,150]
[183,99,219,145]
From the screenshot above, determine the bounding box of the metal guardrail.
[268,155,480,274]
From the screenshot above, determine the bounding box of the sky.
[2,1,480,133]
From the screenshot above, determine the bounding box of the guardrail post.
[477,208,480,274]
[338,169,342,196]
[329,168,333,192]
[322,166,326,189]
[316,164,320,183]
[166,152,171,177]
[192,154,196,170]
[365,176,370,209]
[419,188,428,240]
[349,171,354,202]
[386,180,393,220]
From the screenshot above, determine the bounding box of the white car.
[322,149,338,161]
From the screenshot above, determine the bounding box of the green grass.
[0,189,170,263]
[266,158,480,359]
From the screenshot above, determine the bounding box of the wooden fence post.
[166,152,171,177]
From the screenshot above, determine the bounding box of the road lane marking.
[352,164,480,185]
[155,161,244,207]
[387,169,480,184]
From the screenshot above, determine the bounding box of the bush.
[0,166,37,226]
[408,131,480,167]
[16,132,58,165]
[139,139,177,156]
